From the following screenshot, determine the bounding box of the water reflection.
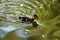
[15,29,31,38]
[0,0,60,40]
[0,26,20,38]
[0,29,7,38]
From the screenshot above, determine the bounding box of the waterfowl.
[19,14,38,23]
[19,14,38,28]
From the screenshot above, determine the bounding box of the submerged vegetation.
[0,0,60,40]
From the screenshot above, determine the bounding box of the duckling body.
[19,14,38,28]
[19,14,38,23]
[19,17,34,23]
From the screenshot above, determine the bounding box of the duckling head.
[32,14,38,20]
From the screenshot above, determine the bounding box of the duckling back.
[19,17,34,23]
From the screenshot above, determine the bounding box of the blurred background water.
[0,0,60,40]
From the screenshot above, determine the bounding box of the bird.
[19,14,38,28]
[19,14,38,23]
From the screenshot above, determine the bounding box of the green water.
[0,0,60,40]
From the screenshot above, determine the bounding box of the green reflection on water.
[0,0,60,40]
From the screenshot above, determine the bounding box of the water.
[0,0,60,40]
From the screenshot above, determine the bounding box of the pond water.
[0,0,60,40]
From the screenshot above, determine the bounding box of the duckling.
[19,14,38,23]
[19,14,38,28]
